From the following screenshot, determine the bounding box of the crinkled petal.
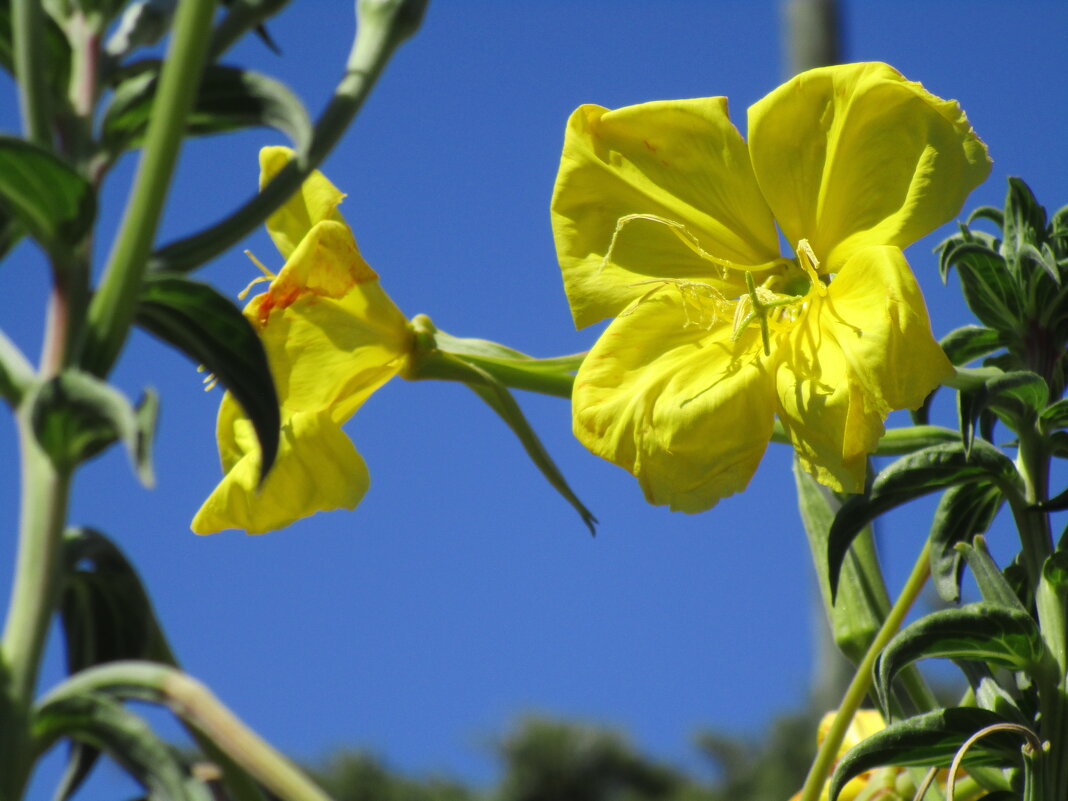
[260,146,347,259]
[552,98,782,328]
[245,220,413,421]
[748,62,991,272]
[573,289,775,511]
[775,246,953,491]
[192,409,369,535]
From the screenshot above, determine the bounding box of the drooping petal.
[573,289,776,511]
[774,245,953,491]
[552,98,782,328]
[192,408,369,535]
[245,220,413,421]
[748,62,991,273]
[260,146,347,259]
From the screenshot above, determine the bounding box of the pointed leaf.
[828,441,1020,598]
[441,352,595,533]
[29,370,156,485]
[875,603,1048,708]
[929,482,1003,603]
[32,693,212,801]
[942,241,1022,333]
[940,325,1003,366]
[958,536,1028,612]
[136,272,279,479]
[0,136,94,253]
[1039,398,1068,433]
[795,464,887,662]
[828,708,1025,801]
[102,62,311,155]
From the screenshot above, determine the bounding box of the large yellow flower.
[192,147,413,534]
[552,62,991,512]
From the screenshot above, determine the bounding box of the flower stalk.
[82,0,218,377]
[796,541,932,801]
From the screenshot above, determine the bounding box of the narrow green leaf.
[875,603,1048,708]
[32,693,212,801]
[940,325,1003,366]
[135,273,279,479]
[0,136,94,253]
[929,483,1003,603]
[0,326,33,406]
[943,242,1023,333]
[958,535,1028,612]
[795,463,888,662]
[102,62,311,156]
[828,441,1019,598]
[441,352,595,533]
[828,708,1025,801]
[1039,398,1068,433]
[28,370,156,485]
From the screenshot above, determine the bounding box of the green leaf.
[940,325,1003,366]
[135,273,279,479]
[929,482,1003,603]
[0,136,94,253]
[102,62,311,156]
[828,441,1020,598]
[982,371,1048,432]
[54,528,174,800]
[0,327,33,406]
[875,603,1049,709]
[940,239,1023,334]
[0,4,71,98]
[29,370,156,484]
[32,693,212,801]
[958,535,1028,612]
[794,463,887,662]
[1039,398,1068,433]
[828,708,1025,801]
[436,351,595,533]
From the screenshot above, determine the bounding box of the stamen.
[238,250,276,300]
[795,238,826,296]
[197,364,219,391]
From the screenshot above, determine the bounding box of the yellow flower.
[551,62,991,511]
[192,147,413,534]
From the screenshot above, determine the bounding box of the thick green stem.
[150,0,426,273]
[796,541,932,801]
[11,0,51,146]
[0,413,72,801]
[1010,425,1065,801]
[82,0,218,376]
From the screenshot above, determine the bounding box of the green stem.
[38,661,333,801]
[1010,424,1065,801]
[796,541,932,801]
[0,412,72,801]
[11,0,51,146]
[149,0,426,273]
[81,0,218,377]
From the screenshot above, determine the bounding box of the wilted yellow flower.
[192,147,413,534]
[552,62,990,511]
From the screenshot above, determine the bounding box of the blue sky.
[4,1,1068,798]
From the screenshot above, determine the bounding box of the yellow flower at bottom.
[192,147,413,535]
[552,62,991,511]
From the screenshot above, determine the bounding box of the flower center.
[731,239,826,355]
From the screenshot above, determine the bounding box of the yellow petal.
[191,409,369,535]
[573,289,775,511]
[259,146,347,259]
[747,62,991,273]
[774,246,953,491]
[552,99,782,328]
[245,220,413,422]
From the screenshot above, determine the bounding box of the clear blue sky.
[3,1,1067,798]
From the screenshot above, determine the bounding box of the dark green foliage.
[311,714,818,801]
[938,178,1068,397]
